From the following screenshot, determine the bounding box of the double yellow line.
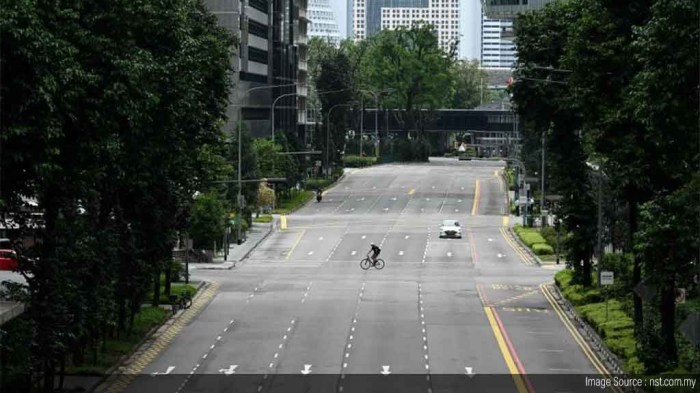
[478,284,534,393]
[471,180,480,215]
[540,283,622,393]
[499,227,534,265]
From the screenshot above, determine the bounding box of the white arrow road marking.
[465,367,475,377]
[308,251,314,255]
[301,364,312,375]
[380,365,391,375]
[351,251,357,256]
[488,238,493,242]
[447,252,452,257]
[219,365,238,375]
[361,235,366,239]
[405,235,410,239]
[399,251,404,256]
[151,366,175,376]
[497,253,504,258]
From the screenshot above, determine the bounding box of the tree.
[189,192,227,251]
[450,60,490,109]
[359,23,456,140]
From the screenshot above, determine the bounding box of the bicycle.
[360,257,385,270]
[170,290,193,315]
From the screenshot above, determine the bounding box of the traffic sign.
[600,271,614,286]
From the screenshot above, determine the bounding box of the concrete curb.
[91,281,211,393]
[234,221,274,266]
[546,283,630,378]
[505,227,542,266]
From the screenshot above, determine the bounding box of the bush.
[514,226,547,247]
[555,269,604,305]
[272,190,314,214]
[540,226,557,248]
[305,178,333,190]
[343,155,377,167]
[532,243,554,255]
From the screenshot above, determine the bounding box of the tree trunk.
[164,263,172,299]
[627,200,643,331]
[152,268,161,307]
[659,273,677,366]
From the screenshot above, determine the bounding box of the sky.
[327,0,482,60]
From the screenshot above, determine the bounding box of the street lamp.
[326,103,354,178]
[586,162,607,287]
[505,158,528,227]
[358,88,395,158]
[236,83,297,245]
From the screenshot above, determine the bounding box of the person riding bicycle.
[368,243,381,265]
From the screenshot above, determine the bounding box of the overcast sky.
[327,0,482,60]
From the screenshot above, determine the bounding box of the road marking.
[318,236,323,240]
[426,197,430,201]
[447,252,452,257]
[151,366,175,376]
[399,251,404,256]
[455,209,459,212]
[307,251,314,255]
[471,180,480,216]
[405,235,410,239]
[458,199,462,202]
[391,197,397,201]
[483,307,533,393]
[384,207,389,211]
[280,215,287,230]
[219,365,237,375]
[380,365,391,375]
[503,215,510,226]
[420,208,424,212]
[351,251,357,256]
[361,235,366,239]
[286,230,306,260]
[301,364,312,375]
[408,188,415,195]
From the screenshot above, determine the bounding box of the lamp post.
[586,162,607,287]
[271,92,300,143]
[236,83,297,245]
[326,103,354,178]
[505,158,528,226]
[358,88,395,158]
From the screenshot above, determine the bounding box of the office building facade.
[353,0,459,55]
[480,12,515,68]
[308,0,342,45]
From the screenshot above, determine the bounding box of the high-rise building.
[298,0,310,128]
[308,0,342,45]
[481,0,557,19]
[353,0,460,55]
[204,0,306,141]
[480,12,515,68]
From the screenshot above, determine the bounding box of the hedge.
[532,243,554,255]
[343,155,377,168]
[305,178,334,190]
[513,225,547,247]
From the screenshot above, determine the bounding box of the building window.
[249,0,269,13]
[248,20,268,38]
[248,47,268,64]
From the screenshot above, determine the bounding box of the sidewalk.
[190,221,274,270]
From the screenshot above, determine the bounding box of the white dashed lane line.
[338,281,365,391]
[418,282,431,381]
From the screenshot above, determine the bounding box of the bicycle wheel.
[360,258,372,270]
[374,259,385,270]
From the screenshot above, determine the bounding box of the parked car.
[0,249,18,271]
[439,220,462,239]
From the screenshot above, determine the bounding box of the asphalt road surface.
[123,158,615,393]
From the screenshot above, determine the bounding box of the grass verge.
[272,190,314,215]
[253,214,272,223]
[555,269,644,374]
[67,307,169,375]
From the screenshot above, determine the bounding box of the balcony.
[482,0,557,19]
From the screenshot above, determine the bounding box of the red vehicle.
[0,249,18,270]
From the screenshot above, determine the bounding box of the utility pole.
[359,98,364,157]
[540,132,546,226]
[597,172,603,287]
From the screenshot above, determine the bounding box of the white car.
[439,220,462,239]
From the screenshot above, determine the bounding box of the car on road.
[439,220,462,239]
[0,249,18,271]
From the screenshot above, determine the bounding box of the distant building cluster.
[308,0,342,45]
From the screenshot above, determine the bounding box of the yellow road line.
[503,215,510,227]
[280,215,287,230]
[286,229,305,260]
[471,180,480,215]
[483,307,530,393]
[499,227,532,265]
[540,283,620,391]
[408,188,415,195]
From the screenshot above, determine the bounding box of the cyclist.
[368,243,381,266]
